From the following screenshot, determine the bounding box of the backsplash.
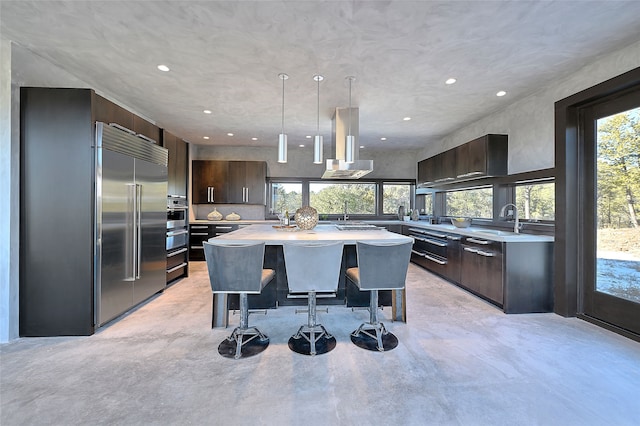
[193,204,266,221]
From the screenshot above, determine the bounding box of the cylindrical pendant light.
[345,76,356,164]
[313,75,324,164]
[278,73,289,163]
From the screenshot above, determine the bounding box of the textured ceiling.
[2,1,640,150]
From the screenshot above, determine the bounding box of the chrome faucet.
[500,203,520,233]
[343,201,349,221]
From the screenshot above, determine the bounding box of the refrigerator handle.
[135,184,142,279]
[126,183,137,281]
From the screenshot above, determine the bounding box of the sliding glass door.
[582,92,640,335]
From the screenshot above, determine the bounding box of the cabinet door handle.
[477,250,495,257]
[423,231,447,239]
[466,238,490,245]
[424,254,447,265]
[245,187,249,202]
[464,247,479,254]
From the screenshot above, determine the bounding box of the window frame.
[266,177,415,220]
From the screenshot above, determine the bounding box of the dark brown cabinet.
[162,130,188,197]
[417,134,507,187]
[227,161,267,204]
[460,237,504,305]
[455,134,508,179]
[192,160,266,204]
[92,94,160,143]
[192,161,229,204]
[417,149,457,185]
[404,224,553,313]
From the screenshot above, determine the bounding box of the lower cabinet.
[460,237,504,305]
[189,223,241,261]
[404,225,553,313]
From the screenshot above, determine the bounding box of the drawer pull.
[191,225,208,229]
[167,263,188,274]
[190,246,204,250]
[424,254,447,265]
[424,238,447,247]
[466,238,490,245]
[191,232,209,236]
[167,248,188,257]
[423,231,447,239]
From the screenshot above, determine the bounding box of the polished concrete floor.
[2,262,640,426]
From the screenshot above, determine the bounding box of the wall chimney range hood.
[322,107,373,179]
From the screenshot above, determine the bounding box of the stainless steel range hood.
[322,107,373,179]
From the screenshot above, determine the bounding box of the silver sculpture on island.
[294,206,319,230]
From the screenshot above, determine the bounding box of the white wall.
[419,39,640,175]
[0,39,19,342]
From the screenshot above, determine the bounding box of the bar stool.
[203,240,275,359]
[283,241,344,356]
[347,240,412,352]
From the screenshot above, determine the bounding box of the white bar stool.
[204,240,275,359]
[283,241,344,356]
[346,240,412,351]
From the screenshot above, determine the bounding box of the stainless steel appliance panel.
[97,149,135,325]
[134,157,168,303]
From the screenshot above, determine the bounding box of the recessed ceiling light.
[299,144,305,147]
[496,91,507,97]
[380,137,387,141]
[251,137,258,141]
[157,64,170,72]
[203,136,209,140]
[403,117,411,121]
[227,133,234,136]
[445,78,457,85]
[306,135,312,139]
[203,110,212,114]
[360,145,365,149]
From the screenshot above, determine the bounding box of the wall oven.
[167,195,189,283]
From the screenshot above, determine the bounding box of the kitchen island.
[210,224,413,321]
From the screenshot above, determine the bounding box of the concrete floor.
[2,262,640,426]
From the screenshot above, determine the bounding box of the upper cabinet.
[418,134,507,187]
[92,94,160,143]
[192,160,266,204]
[192,160,229,204]
[455,134,508,180]
[161,130,188,197]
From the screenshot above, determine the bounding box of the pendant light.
[313,75,324,164]
[345,76,356,164]
[278,73,289,163]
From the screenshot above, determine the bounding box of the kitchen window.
[309,182,376,215]
[382,182,411,215]
[445,186,493,219]
[270,182,302,215]
[515,180,555,221]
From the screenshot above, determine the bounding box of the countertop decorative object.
[225,212,241,221]
[451,217,471,228]
[207,208,223,221]
[294,206,319,230]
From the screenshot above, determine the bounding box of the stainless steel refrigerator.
[95,122,168,326]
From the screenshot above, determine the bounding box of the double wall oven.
[166,195,189,283]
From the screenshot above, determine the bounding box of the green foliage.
[597,108,640,229]
[516,182,555,220]
[382,184,410,214]
[309,183,375,214]
[446,187,493,218]
[272,183,302,214]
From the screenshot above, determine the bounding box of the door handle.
[135,184,142,279]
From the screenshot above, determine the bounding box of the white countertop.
[193,219,553,243]
[402,222,554,243]
[211,224,414,245]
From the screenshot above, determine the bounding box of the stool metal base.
[218,326,269,359]
[350,322,399,352]
[288,325,336,356]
